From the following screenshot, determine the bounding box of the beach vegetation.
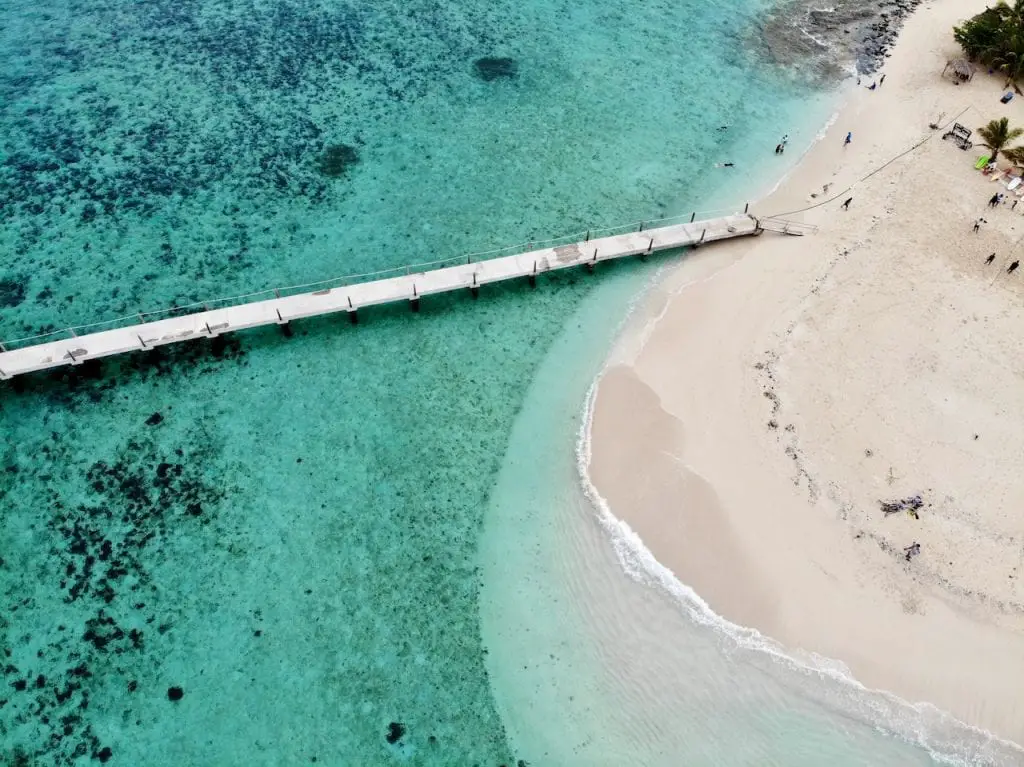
[955,1,1024,87]
[977,117,1024,161]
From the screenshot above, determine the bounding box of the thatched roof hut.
[943,59,975,82]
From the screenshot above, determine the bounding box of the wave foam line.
[575,376,1024,767]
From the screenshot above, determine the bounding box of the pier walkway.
[0,212,768,380]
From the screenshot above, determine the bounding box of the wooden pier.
[0,213,766,380]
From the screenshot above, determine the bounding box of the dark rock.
[167,686,184,701]
[385,721,405,744]
[145,412,163,426]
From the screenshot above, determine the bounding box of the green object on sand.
[976,154,992,169]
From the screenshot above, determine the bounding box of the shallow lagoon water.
[0,0,864,763]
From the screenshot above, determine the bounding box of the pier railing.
[0,206,745,351]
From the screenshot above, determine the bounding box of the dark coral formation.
[317,144,360,177]
[385,721,405,744]
[0,277,26,308]
[0,423,231,764]
[473,57,518,81]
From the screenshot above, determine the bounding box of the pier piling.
[276,309,293,337]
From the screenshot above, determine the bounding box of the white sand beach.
[589,0,1024,746]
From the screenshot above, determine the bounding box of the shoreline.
[587,0,1024,753]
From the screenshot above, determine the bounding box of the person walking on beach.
[1009,260,1020,274]
[841,197,853,210]
[973,217,986,232]
[986,252,996,265]
[844,131,852,146]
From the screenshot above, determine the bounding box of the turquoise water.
[0,0,937,764]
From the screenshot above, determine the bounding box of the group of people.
[855,73,886,90]
[975,190,1024,234]
[984,252,1020,273]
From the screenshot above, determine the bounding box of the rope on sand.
[767,104,973,218]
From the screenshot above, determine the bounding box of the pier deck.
[0,213,761,380]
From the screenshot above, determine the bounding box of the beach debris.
[880,494,924,517]
[864,448,873,457]
[903,542,921,562]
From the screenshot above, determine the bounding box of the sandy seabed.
[589,0,1024,746]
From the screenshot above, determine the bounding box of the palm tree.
[978,117,1024,161]
[1003,145,1024,167]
